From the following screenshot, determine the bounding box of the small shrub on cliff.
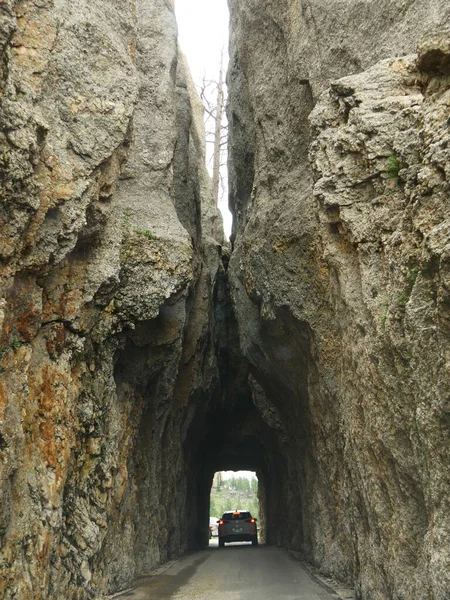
[406,266,419,289]
[397,291,409,309]
[386,154,402,178]
[122,207,132,227]
[136,229,157,240]
[0,337,21,358]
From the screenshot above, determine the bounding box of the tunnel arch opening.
[208,470,265,546]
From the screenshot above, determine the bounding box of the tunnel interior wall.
[227,1,450,599]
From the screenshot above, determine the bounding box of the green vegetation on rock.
[386,153,402,178]
[136,229,157,240]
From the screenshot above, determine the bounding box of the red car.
[209,517,219,537]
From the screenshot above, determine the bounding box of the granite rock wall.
[0,1,222,598]
[228,1,450,598]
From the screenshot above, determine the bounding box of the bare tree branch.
[197,48,229,207]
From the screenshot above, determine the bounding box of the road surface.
[112,540,339,600]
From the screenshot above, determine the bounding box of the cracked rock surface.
[0,1,222,598]
[228,1,450,598]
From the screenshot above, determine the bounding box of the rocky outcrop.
[228,1,450,598]
[0,1,222,598]
[309,46,450,599]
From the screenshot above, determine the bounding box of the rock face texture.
[1,1,450,599]
[0,1,223,598]
[228,0,450,598]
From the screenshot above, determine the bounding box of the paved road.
[112,541,339,600]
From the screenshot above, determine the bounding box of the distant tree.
[210,474,259,519]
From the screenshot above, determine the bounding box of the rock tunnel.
[1,1,450,600]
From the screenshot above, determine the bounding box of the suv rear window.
[222,511,251,521]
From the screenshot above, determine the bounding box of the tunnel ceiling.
[197,390,273,473]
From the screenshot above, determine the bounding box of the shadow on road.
[113,554,209,599]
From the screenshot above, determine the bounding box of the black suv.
[217,510,258,547]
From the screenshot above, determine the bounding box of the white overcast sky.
[175,0,229,85]
[174,0,232,237]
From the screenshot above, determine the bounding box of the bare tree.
[211,62,224,205]
[198,50,228,205]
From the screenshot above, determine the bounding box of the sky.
[174,0,232,237]
[221,470,257,480]
[174,0,229,85]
